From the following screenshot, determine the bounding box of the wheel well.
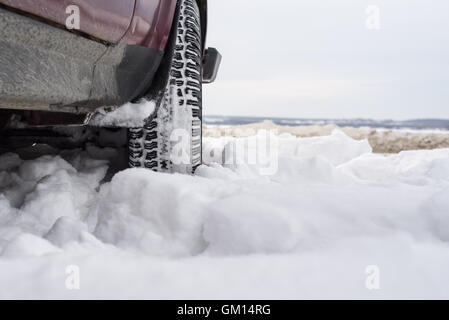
[140,0,207,104]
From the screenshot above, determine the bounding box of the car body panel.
[0,0,217,127]
[0,6,163,114]
[121,0,177,51]
[0,0,136,43]
[0,0,207,51]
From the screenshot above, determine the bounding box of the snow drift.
[204,120,449,154]
[0,130,449,299]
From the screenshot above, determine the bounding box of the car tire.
[128,0,202,174]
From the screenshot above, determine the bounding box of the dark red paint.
[121,0,177,51]
[0,0,177,50]
[0,0,135,43]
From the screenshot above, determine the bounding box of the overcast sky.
[203,0,449,119]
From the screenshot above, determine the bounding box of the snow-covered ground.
[204,120,449,154]
[1,130,449,299]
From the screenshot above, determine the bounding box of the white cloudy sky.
[203,0,449,119]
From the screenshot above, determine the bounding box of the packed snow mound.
[0,130,449,299]
[0,152,107,240]
[94,169,211,257]
[204,121,449,154]
[203,196,302,255]
[202,130,372,182]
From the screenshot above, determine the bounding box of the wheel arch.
[139,0,206,102]
[196,0,208,52]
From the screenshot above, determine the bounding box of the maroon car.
[0,0,221,173]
